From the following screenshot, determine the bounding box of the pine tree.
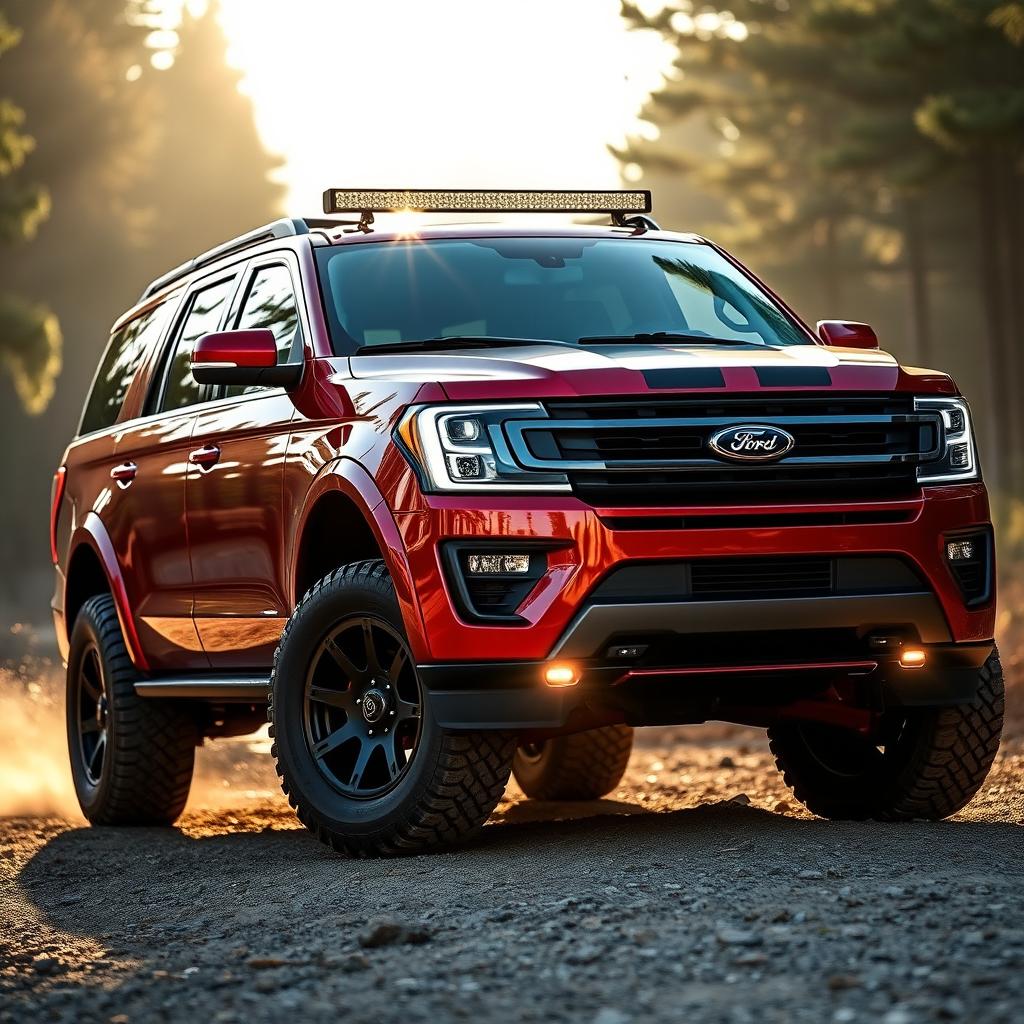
[619,0,1024,493]
[0,0,282,609]
[0,12,61,414]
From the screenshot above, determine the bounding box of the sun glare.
[214,0,676,216]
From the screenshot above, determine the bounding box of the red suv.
[51,189,1003,855]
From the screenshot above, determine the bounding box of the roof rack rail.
[140,217,314,300]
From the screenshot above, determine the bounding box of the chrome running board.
[134,676,269,700]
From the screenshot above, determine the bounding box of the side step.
[134,676,270,701]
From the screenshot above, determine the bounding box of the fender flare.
[291,458,430,661]
[65,512,150,671]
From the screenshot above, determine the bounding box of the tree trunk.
[973,152,1011,495]
[903,196,932,367]
[997,154,1024,496]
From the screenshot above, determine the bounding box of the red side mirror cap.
[193,329,278,369]
[191,329,302,389]
[817,320,879,350]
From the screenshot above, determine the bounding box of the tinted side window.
[237,266,300,360]
[160,279,234,413]
[80,302,170,435]
[223,266,300,400]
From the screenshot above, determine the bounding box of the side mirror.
[817,320,879,350]
[191,329,303,389]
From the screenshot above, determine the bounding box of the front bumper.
[396,481,995,664]
[421,640,994,731]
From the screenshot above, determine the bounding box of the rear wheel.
[270,560,515,856]
[66,594,197,825]
[513,724,634,801]
[769,650,1004,820]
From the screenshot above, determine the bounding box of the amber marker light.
[899,649,927,669]
[544,663,580,687]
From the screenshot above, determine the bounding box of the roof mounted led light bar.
[321,188,652,216]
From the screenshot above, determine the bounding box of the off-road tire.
[269,560,515,857]
[769,649,1004,820]
[512,724,634,801]
[66,594,197,825]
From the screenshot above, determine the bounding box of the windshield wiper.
[578,332,758,346]
[358,336,573,354]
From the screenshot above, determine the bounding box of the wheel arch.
[290,459,429,660]
[64,513,149,671]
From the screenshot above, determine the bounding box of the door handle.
[110,461,137,486]
[188,444,221,469]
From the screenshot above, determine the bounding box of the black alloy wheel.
[74,644,109,786]
[304,615,422,799]
[271,560,516,856]
[66,593,197,825]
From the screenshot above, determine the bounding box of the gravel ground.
[2,718,1023,1024]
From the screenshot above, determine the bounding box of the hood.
[348,341,956,401]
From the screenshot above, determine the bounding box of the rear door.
[185,257,302,669]
[108,274,239,670]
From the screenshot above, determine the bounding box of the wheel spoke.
[313,720,359,760]
[348,739,376,789]
[81,655,102,701]
[382,732,401,781]
[323,637,364,684]
[307,685,355,712]
[395,697,421,724]
[362,620,383,677]
[88,732,106,777]
[388,645,408,681]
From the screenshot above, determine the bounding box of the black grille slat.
[691,557,832,597]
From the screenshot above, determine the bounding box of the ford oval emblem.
[709,424,795,462]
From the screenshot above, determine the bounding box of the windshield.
[315,236,811,352]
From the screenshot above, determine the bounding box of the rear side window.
[80,302,171,436]
[160,278,235,412]
[223,266,301,399]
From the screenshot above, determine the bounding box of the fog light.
[544,663,579,687]
[948,443,971,469]
[946,539,975,562]
[447,454,483,479]
[467,553,531,574]
[899,648,927,669]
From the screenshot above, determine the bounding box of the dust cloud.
[0,656,281,819]
[0,661,82,819]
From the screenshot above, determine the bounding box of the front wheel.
[270,560,515,856]
[769,649,1004,820]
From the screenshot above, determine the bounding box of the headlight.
[395,403,571,493]
[915,397,979,484]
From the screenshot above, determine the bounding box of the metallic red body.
[50,225,996,679]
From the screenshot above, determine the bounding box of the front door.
[186,260,302,669]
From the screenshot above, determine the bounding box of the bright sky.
[213,0,677,214]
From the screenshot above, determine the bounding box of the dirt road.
[3,719,1023,1024]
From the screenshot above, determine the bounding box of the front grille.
[690,556,833,597]
[515,394,937,507]
[590,555,926,603]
